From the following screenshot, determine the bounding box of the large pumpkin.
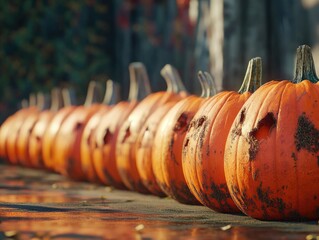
[28,88,64,168]
[90,63,152,188]
[80,80,120,183]
[152,71,216,204]
[182,57,262,213]
[224,45,319,220]
[116,64,187,193]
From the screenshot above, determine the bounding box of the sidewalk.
[0,164,318,239]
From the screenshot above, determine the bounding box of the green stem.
[198,71,217,98]
[238,57,262,94]
[293,45,318,83]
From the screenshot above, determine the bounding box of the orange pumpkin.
[152,71,216,204]
[52,81,109,180]
[90,63,152,188]
[135,65,190,196]
[80,80,120,182]
[225,45,319,220]
[0,94,36,161]
[116,64,187,193]
[28,89,64,168]
[182,58,262,213]
[41,88,77,171]
[6,93,47,166]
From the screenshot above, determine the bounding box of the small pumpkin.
[224,45,319,220]
[152,71,216,204]
[52,81,105,180]
[42,88,77,171]
[90,62,152,189]
[0,94,36,161]
[6,93,48,166]
[116,64,187,193]
[182,57,262,213]
[80,80,120,182]
[28,88,64,168]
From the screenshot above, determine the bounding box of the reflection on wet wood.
[0,164,318,239]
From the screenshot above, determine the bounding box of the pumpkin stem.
[29,93,37,107]
[62,88,77,107]
[36,92,50,110]
[20,99,28,109]
[160,64,187,93]
[198,71,217,98]
[50,88,63,112]
[102,80,121,105]
[238,57,262,94]
[84,81,103,106]
[293,45,318,83]
[128,62,152,101]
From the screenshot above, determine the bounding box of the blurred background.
[1,0,319,122]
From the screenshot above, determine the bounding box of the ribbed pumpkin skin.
[28,110,55,168]
[116,92,183,193]
[135,102,177,196]
[152,96,204,204]
[0,108,35,161]
[80,107,110,183]
[91,101,138,189]
[53,104,103,180]
[42,106,76,171]
[182,91,250,213]
[225,80,319,220]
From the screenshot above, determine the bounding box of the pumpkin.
[90,62,152,188]
[152,71,216,204]
[52,81,105,180]
[116,64,187,193]
[0,94,36,161]
[135,65,188,196]
[6,93,47,166]
[28,88,63,168]
[224,45,319,220]
[41,88,77,171]
[80,80,120,182]
[182,57,262,213]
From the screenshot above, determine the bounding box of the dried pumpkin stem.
[84,81,103,106]
[102,80,121,105]
[50,88,63,112]
[128,62,152,101]
[160,64,187,93]
[29,93,37,107]
[238,57,262,94]
[198,71,217,98]
[62,88,77,107]
[293,45,318,83]
[36,92,50,110]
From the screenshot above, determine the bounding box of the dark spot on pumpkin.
[74,122,83,131]
[231,185,256,212]
[35,136,41,143]
[317,156,319,167]
[103,128,113,145]
[256,182,285,214]
[314,195,317,200]
[86,130,94,146]
[291,152,297,161]
[121,126,131,143]
[239,108,246,124]
[184,138,189,148]
[295,113,319,153]
[286,210,308,221]
[248,113,277,161]
[208,183,235,212]
[174,113,188,132]
[197,116,207,128]
[252,169,259,181]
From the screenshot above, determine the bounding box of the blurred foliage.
[0,0,197,122]
[0,0,114,121]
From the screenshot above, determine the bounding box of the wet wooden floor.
[0,163,318,239]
